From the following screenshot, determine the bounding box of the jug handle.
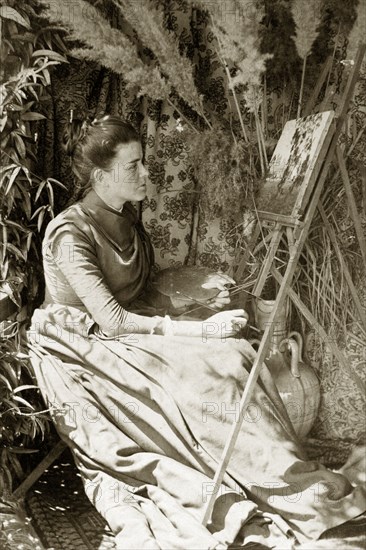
[279,337,301,378]
[288,331,304,362]
[288,338,301,378]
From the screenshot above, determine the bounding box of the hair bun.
[62,119,89,156]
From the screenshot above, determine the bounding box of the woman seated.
[28,115,366,549]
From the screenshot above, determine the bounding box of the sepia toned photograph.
[1,1,365,549]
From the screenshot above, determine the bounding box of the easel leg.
[252,223,283,296]
[11,440,67,502]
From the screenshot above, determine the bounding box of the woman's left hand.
[201,272,235,310]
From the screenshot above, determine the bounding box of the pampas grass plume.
[292,0,322,58]
[346,1,366,63]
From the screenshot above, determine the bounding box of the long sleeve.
[47,225,162,338]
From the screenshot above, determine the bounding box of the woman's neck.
[93,189,124,212]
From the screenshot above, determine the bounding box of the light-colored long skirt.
[28,305,366,549]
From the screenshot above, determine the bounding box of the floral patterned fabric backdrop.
[36,1,365,465]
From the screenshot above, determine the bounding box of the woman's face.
[98,141,148,207]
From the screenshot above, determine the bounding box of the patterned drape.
[37,1,365,464]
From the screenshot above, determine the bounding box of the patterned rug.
[25,449,116,550]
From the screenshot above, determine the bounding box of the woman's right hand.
[203,309,249,339]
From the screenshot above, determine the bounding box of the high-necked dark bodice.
[42,190,155,334]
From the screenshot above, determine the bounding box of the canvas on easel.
[256,110,335,223]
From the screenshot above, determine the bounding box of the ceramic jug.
[250,297,320,439]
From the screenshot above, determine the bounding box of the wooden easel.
[201,43,366,526]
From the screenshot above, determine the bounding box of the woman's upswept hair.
[62,114,139,190]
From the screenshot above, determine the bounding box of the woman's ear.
[93,168,104,185]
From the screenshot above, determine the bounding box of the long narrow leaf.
[0,372,13,391]
[13,384,38,393]
[12,395,35,409]
[46,180,54,207]
[32,49,68,63]
[6,242,26,260]
[34,179,47,202]
[37,207,47,232]
[2,223,8,252]
[4,166,21,194]
[0,7,31,29]
[13,133,26,158]
[21,165,32,183]
[5,219,27,232]
[8,447,39,454]
[0,163,18,177]
[26,231,33,251]
[47,177,67,190]
[20,112,46,121]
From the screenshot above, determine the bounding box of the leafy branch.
[0,0,68,495]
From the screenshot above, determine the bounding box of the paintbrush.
[174,290,260,332]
